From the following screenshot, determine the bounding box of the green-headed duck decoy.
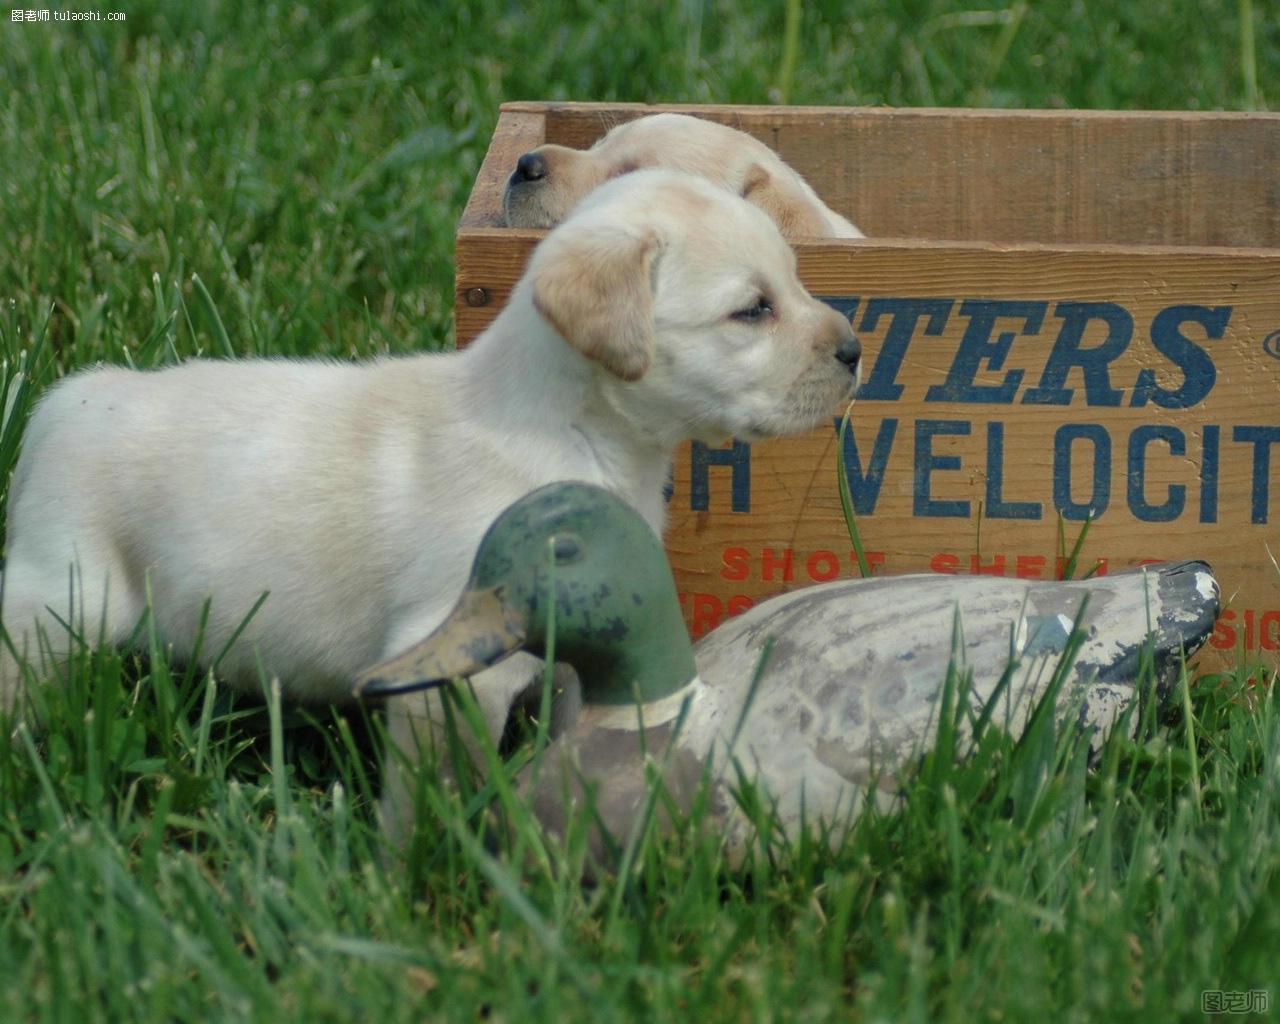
[355,483,1220,862]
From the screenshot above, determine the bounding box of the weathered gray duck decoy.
[356,483,1220,861]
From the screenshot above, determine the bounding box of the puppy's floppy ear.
[740,162,829,238]
[532,227,659,382]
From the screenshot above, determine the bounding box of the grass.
[2,0,1279,1020]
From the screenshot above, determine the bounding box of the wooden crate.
[456,101,1280,664]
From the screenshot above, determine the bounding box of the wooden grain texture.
[455,229,540,345]
[485,101,1280,248]
[457,103,1280,667]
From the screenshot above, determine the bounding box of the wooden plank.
[495,101,1280,249]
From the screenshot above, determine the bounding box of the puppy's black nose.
[512,152,547,183]
[835,333,862,371]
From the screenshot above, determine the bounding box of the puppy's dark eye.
[731,297,773,323]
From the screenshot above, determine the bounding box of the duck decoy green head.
[354,482,696,705]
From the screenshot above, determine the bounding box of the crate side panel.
[665,243,1280,670]
[534,104,1280,248]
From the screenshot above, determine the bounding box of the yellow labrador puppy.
[1,169,860,828]
[504,112,863,238]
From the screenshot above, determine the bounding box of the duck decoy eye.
[550,534,582,565]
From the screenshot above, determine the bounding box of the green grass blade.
[191,273,236,359]
[836,403,872,578]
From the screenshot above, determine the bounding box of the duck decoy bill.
[353,585,528,698]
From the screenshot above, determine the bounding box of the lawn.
[1,1,1279,1020]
